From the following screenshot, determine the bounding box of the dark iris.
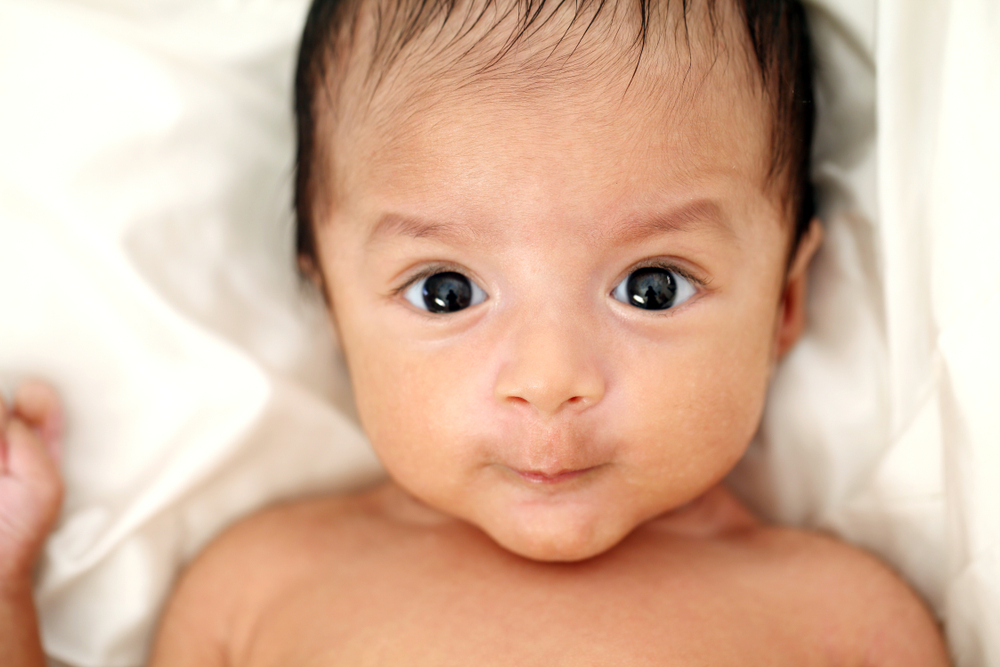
[626,267,677,310]
[422,272,473,313]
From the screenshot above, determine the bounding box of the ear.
[297,254,323,288]
[298,254,333,307]
[773,218,822,361]
[298,253,346,354]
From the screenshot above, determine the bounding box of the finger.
[5,418,63,504]
[0,398,7,475]
[2,418,65,562]
[13,381,64,466]
[13,380,61,430]
[0,388,8,429]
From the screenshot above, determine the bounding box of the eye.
[404,271,487,313]
[612,266,697,311]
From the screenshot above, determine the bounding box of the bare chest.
[234,529,838,667]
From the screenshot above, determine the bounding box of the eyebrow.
[367,213,483,246]
[367,199,734,247]
[601,199,735,246]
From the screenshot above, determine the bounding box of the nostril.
[502,394,592,413]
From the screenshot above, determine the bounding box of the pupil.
[626,268,676,310]
[423,272,473,313]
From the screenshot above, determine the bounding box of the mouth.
[513,466,599,485]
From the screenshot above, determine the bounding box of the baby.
[2,0,951,664]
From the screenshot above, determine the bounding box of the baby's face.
[315,38,812,561]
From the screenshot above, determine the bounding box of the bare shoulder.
[148,485,388,666]
[744,525,950,667]
[636,487,949,665]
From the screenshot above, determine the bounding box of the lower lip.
[515,468,595,484]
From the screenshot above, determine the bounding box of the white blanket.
[0,1,996,665]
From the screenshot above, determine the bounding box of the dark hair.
[293,0,816,272]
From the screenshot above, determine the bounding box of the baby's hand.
[0,381,64,584]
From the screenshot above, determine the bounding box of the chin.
[483,510,634,562]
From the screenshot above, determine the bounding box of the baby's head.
[294,0,819,561]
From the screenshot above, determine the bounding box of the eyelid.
[618,258,711,290]
[390,261,473,298]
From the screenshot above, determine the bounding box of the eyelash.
[619,260,709,291]
[391,262,470,298]
[391,259,710,299]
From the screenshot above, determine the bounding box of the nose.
[493,314,606,417]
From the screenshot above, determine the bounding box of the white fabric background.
[0,0,996,665]
[733,1,1000,664]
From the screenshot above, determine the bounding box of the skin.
[0,381,64,667]
[316,10,809,562]
[0,2,951,664]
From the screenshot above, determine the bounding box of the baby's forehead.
[295,0,814,275]
[329,0,769,194]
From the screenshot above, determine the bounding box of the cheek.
[347,344,435,463]
[617,302,776,484]
[341,318,488,491]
